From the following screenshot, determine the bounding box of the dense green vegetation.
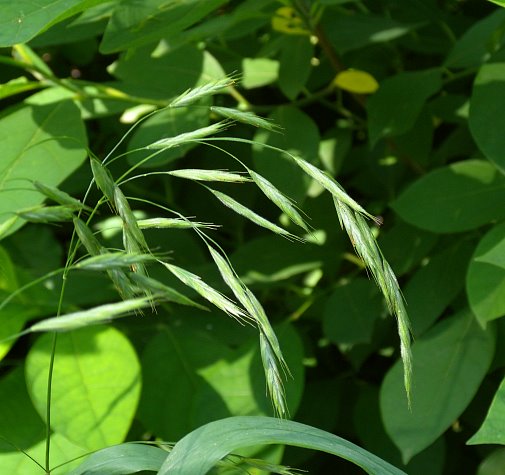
[1,1,505,473]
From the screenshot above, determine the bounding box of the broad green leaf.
[253,106,320,202]
[242,58,280,89]
[138,313,303,441]
[29,3,113,47]
[354,386,446,475]
[380,310,495,463]
[111,43,204,100]
[0,367,45,452]
[469,375,505,445]
[470,62,505,171]
[278,36,314,99]
[0,0,111,46]
[159,416,407,475]
[405,241,474,335]
[392,160,505,233]
[100,0,228,53]
[25,326,141,450]
[367,69,442,145]
[323,278,382,345]
[0,367,86,474]
[0,100,87,238]
[127,100,210,168]
[321,11,419,54]
[477,448,505,475]
[467,221,505,326]
[445,10,505,68]
[68,443,168,475]
[0,305,36,361]
[0,433,85,475]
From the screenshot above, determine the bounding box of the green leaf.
[405,241,475,335]
[253,106,320,203]
[392,160,505,233]
[321,11,419,54]
[470,63,505,171]
[111,43,204,100]
[25,326,141,450]
[100,0,228,53]
[380,310,495,463]
[378,220,438,276]
[354,385,446,475]
[467,221,505,326]
[0,433,85,475]
[68,443,168,475]
[0,100,87,238]
[445,10,505,68]
[477,448,505,475]
[0,0,111,46]
[278,36,314,99]
[469,374,505,445]
[159,416,407,475]
[323,278,382,345]
[0,367,45,452]
[0,367,86,474]
[367,69,442,145]
[138,313,303,441]
[242,58,280,89]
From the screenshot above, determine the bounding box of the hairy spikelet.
[17,205,75,223]
[29,297,152,333]
[167,169,251,183]
[207,244,290,416]
[160,261,248,323]
[248,170,310,232]
[147,122,230,150]
[33,181,91,211]
[170,77,237,108]
[210,106,281,131]
[208,188,303,242]
[333,198,413,404]
[137,218,218,230]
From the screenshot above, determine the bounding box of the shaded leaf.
[392,160,505,233]
[367,69,442,145]
[467,221,505,326]
[380,310,495,463]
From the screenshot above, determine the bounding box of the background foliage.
[1,0,505,473]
